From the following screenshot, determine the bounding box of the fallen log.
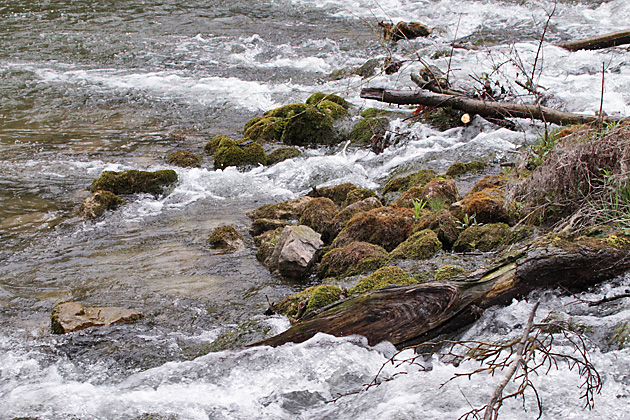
[360,87,626,126]
[558,30,630,51]
[253,234,630,348]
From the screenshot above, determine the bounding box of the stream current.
[1,0,629,419]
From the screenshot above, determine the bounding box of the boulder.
[445,160,488,177]
[415,209,460,249]
[214,139,267,169]
[343,188,377,207]
[266,147,302,165]
[450,187,509,224]
[254,227,284,265]
[249,218,293,236]
[332,196,383,235]
[268,225,324,279]
[308,182,357,207]
[349,117,389,146]
[90,169,178,196]
[51,301,143,334]
[79,190,122,219]
[382,169,437,195]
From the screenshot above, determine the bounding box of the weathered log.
[360,87,626,126]
[253,234,630,348]
[558,30,630,51]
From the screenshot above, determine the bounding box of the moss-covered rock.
[434,265,467,281]
[167,150,201,168]
[333,206,415,252]
[306,284,343,311]
[469,174,508,194]
[332,196,383,236]
[420,177,460,207]
[247,196,313,221]
[360,108,393,118]
[415,209,460,249]
[305,92,351,109]
[453,223,510,252]
[249,218,293,236]
[318,100,350,119]
[318,241,389,278]
[299,197,339,244]
[266,147,302,165]
[343,188,377,207]
[445,160,488,177]
[274,284,343,318]
[349,117,389,146]
[243,116,286,143]
[389,229,442,261]
[382,169,437,195]
[208,225,245,252]
[348,266,417,296]
[308,183,357,207]
[451,188,509,224]
[79,190,123,219]
[505,225,535,245]
[90,169,178,196]
[254,227,284,265]
[204,135,233,155]
[214,140,267,169]
[257,103,338,146]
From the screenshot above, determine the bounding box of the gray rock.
[51,301,143,334]
[268,225,324,279]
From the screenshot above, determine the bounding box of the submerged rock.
[208,225,245,252]
[79,190,123,219]
[166,150,201,168]
[267,225,324,279]
[51,301,143,334]
[434,265,467,281]
[266,147,302,165]
[90,169,178,196]
[381,21,432,42]
[214,138,267,169]
[349,117,389,146]
[445,160,488,177]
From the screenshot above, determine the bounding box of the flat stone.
[51,301,143,334]
[268,225,324,279]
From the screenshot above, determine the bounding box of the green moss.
[318,241,389,278]
[453,188,508,224]
[254,227,284,264]
[348,266,417,296]
[243,116,286,143]
[343,188,377,207]
[434,265,467,281]
[333,206,415,252]
[360,108,392,118]
[247,196,312,221]
[281,105,335,146]
[306,285,343,311]
[349,117,389,146]
[415,209,460,249]
[389,229,442,260]
[208,225,244,250]
[299,197,338,243]
[453,223,510,252]
[264,103,309,119]
[266,147,302,165]
[445,160,488,177]
[354,59,381,78]
[214,140,267,169]
[204,135,233,155]
[166,150,201,168]
[90,169,178,196]
[309,183,357,207]
[382,169,437,194]
[79,190,123,219]
[305,92,351,109]
[605,233,630,249]
[318,100,349,119]
[249,218,293,236]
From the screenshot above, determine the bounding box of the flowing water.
[1,0,629,419]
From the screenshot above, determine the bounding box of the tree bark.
[253,235,630,348]
[557,30,630,51]
[360,88,626,126]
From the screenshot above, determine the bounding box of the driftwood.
[254,235,630,348]
[558,30,630,51]
[360,87,626,126]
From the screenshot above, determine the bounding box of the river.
[1,0,629,419]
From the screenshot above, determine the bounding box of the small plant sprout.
[412,198,427,220]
